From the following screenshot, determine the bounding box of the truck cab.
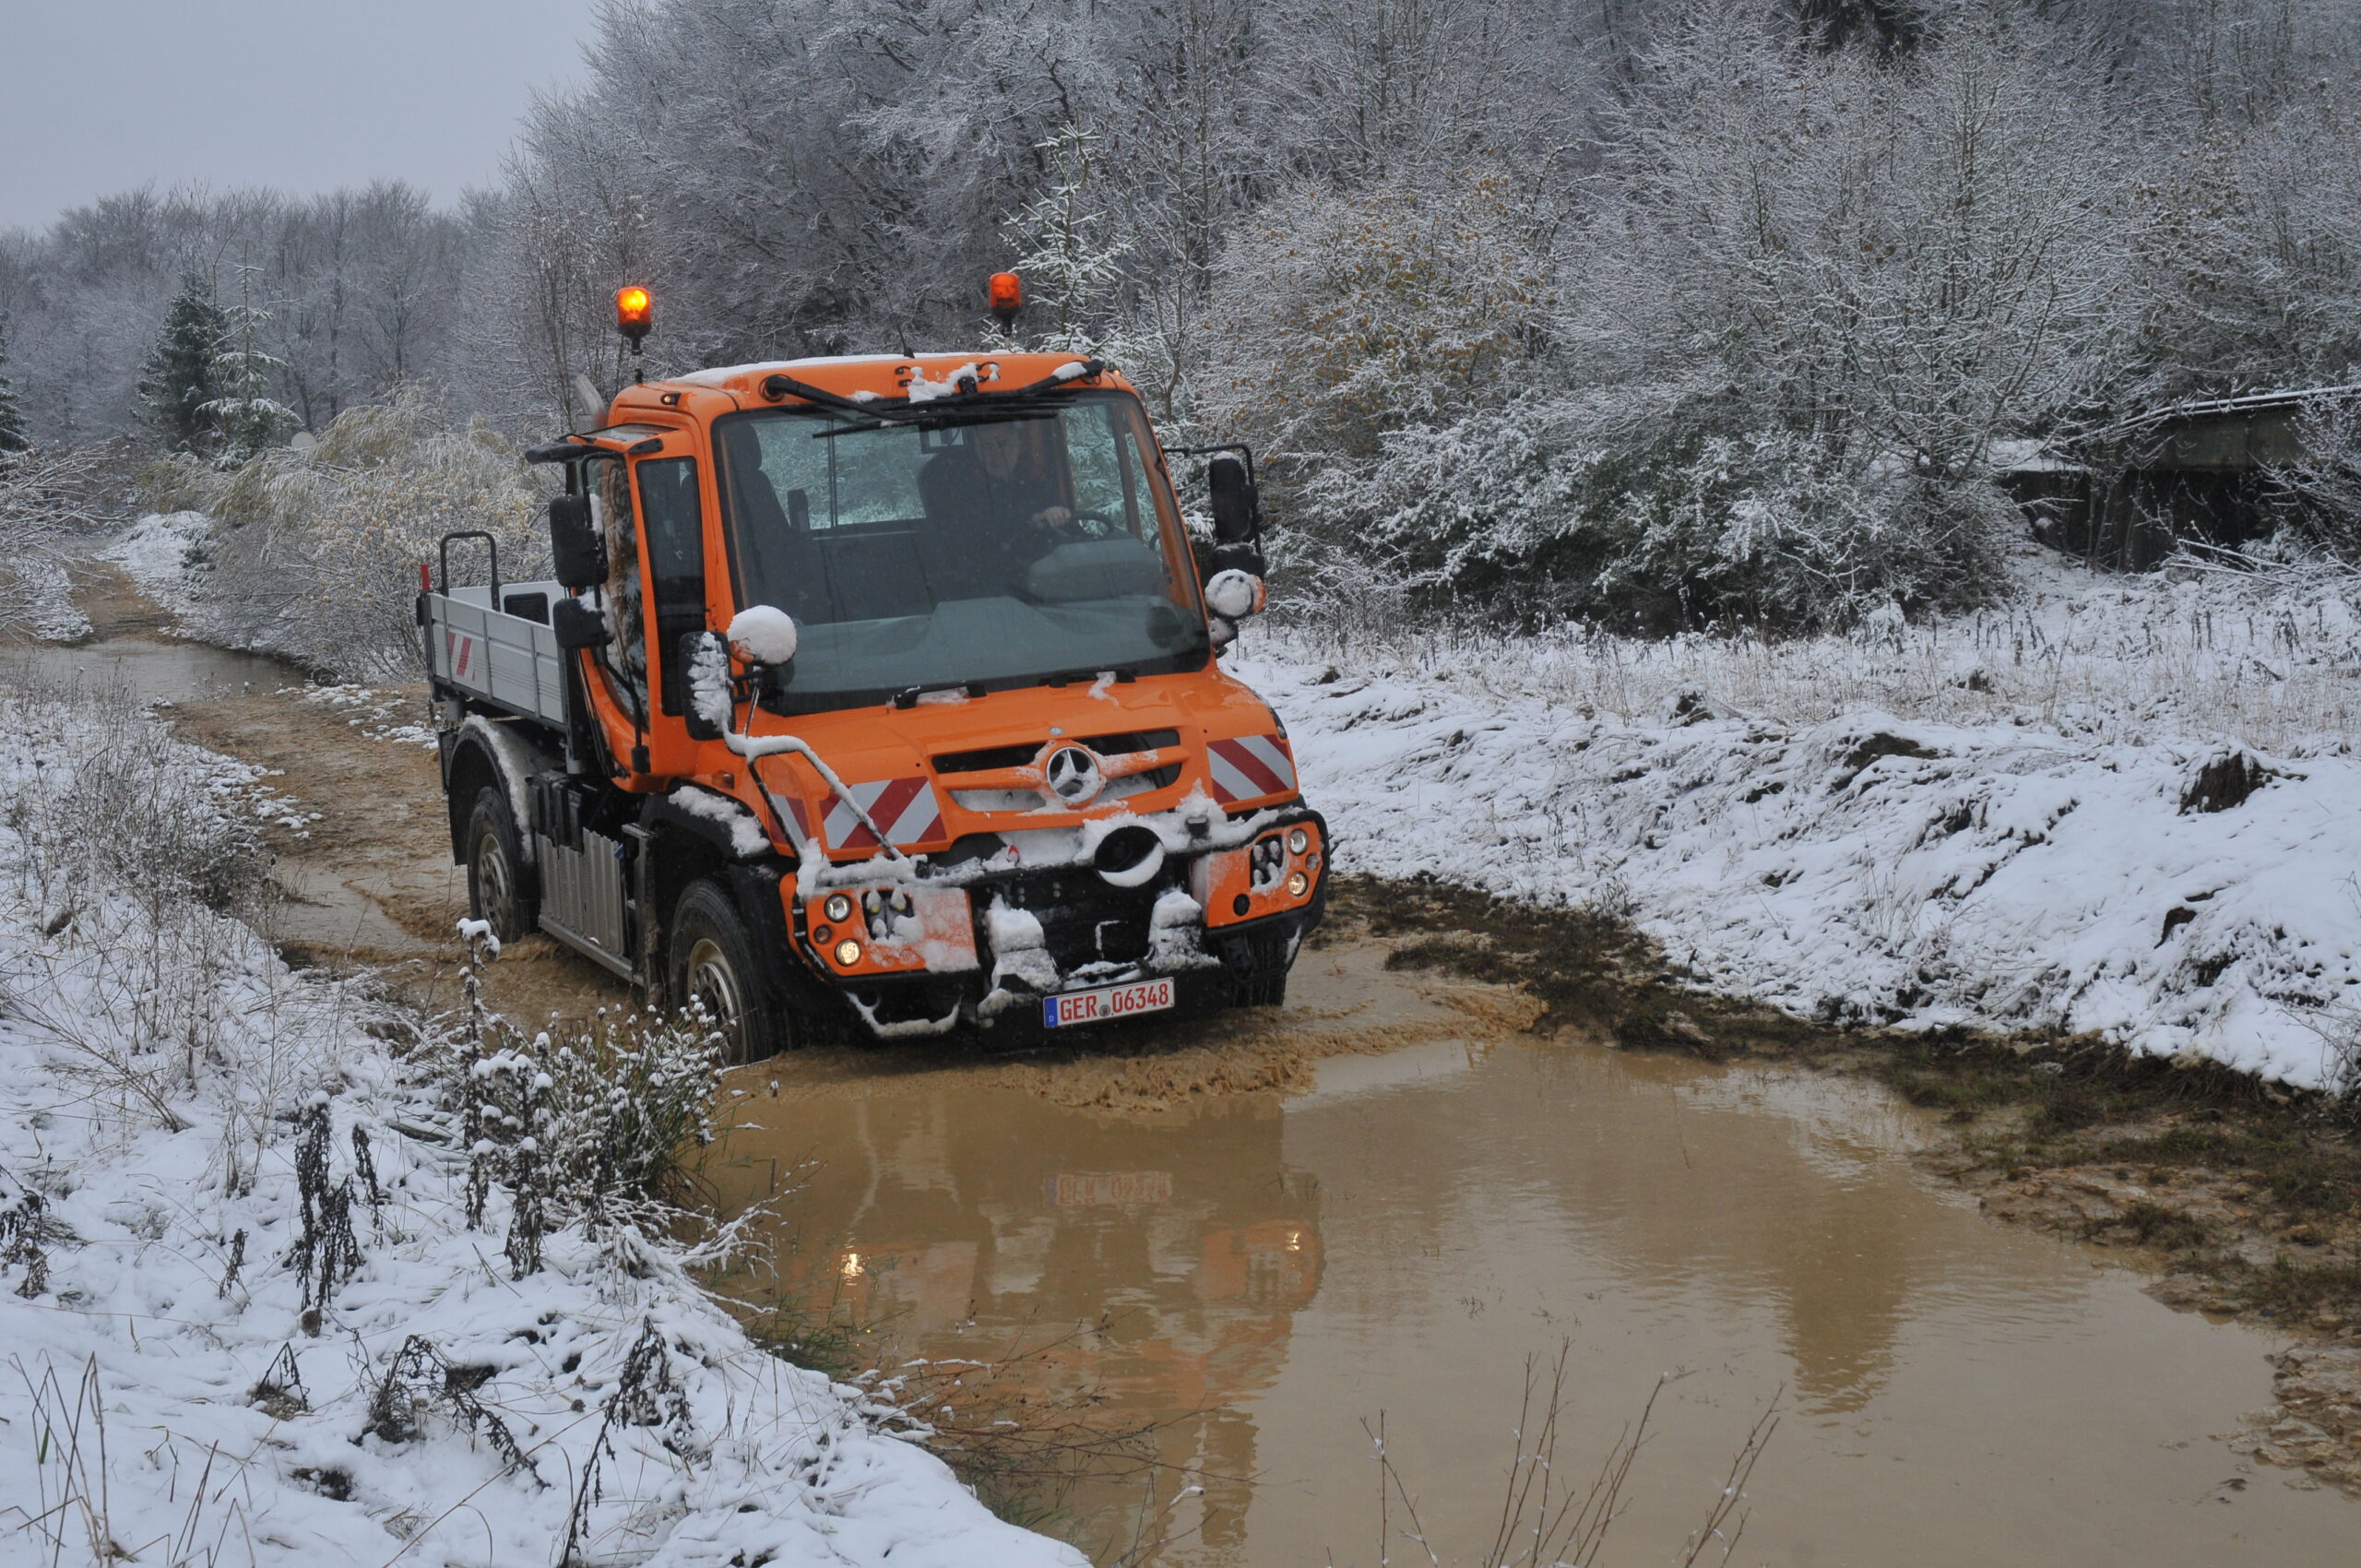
[423,339,1324,1060]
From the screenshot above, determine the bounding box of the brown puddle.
[706,944,2360,1566]
[6,633,295,704]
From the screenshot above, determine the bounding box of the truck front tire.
[465,787,534,944]
[669,879,789,1064]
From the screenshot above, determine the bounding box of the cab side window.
[637,457,706,717]
[591,456,645,707]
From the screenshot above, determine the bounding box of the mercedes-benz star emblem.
[1043,745,1104,805]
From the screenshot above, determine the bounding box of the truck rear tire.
[669,879,789,1064]
[465,787,534,944]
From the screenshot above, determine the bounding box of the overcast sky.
[3,0,602,232]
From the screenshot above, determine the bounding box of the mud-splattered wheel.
[465,787,534,944]
[668,879,789,1065]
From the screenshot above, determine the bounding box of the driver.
[919,420,1080,554]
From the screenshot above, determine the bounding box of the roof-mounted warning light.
[988,271,1023,335]
[615,286,653,346]
[615,286,653,384]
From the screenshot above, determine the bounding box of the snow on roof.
[671,354,914,386]
[2106,381,2361,435]
[1989,437,2082,472]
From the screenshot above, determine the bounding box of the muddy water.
[707,946,2358,1566]
[5,634,295,703]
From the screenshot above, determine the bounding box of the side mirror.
[727,606,799,669]
[1207,454,1260,544]
[549,494,606,590]
[551,596,611,651]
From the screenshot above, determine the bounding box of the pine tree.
[138,268,228,454]
[202,267,298,463]
[0,313,27,458]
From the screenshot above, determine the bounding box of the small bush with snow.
[129,387,552,679]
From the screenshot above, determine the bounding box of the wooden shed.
[2001,385,2361,569]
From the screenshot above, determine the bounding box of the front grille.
[991,867,1174,969]
[934,728,1180,775]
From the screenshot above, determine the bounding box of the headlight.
[833,938,863,966]
[1286,871,1310,897]
[824,893,853,922]
[1287,827,1310,854]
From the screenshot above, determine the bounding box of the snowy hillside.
[0,679,1074,1568]
[1246,549,2361,1090]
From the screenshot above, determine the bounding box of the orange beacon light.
[987,271,1023,330]
[615,286,653,346]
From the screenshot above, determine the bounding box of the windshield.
[715,390,1208,707]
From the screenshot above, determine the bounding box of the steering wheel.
[1058,508,1124,540]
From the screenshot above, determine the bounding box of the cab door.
[632,449,712,778]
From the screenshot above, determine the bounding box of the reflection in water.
[709,1092,1323,1551]
[709,1006,2358,1567]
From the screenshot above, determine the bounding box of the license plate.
[1042,977,1175,1028]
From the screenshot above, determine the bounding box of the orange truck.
[421,281,1325,1059]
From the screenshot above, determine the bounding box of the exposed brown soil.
[167,680,635,1025]
[70,560,174,641]
[67,557,632,1024]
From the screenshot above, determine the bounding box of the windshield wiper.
[761,360,1107,427]
[813,408,1055,439]
[1037,668,1138,690]
[893,682,988,709]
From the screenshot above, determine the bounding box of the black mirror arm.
[1165,442,1259,489]
[525,436,594,465]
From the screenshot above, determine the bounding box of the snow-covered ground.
[1244,544,2361,1091]
[106,508,217,649]
[0,676,1074,1567]
[19,554,91,642]
[108,507,212,602]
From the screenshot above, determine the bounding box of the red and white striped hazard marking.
[765,790,813,849]
[1207,734,1297,803]
[825,778,944,850]
[446,631,479,683]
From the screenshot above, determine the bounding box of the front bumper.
[791,806,1328,1039]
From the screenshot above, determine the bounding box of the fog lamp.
[1286,871,1310,897]
[834,938,863,967]
[824,893,853,922]
[1287,827,1310,854]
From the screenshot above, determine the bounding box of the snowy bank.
[1247,549,2361,1091]
[0,676,1073,1567]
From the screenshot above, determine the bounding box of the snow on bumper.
[789,795,1326,1034]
